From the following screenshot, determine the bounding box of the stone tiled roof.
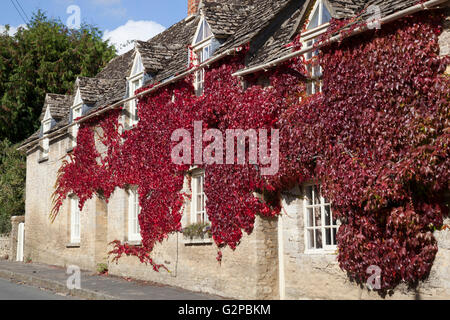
[76,77,126,106]
[135,41,182,73]
[22,0,436,149]
[39,94,73,122]
[202,1,253,37]
[96,49,134,80]
[246,0,422,68]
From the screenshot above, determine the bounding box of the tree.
[0,10,116,144]
[0,139,25,234]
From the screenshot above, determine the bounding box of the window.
[71,89,83,148]
[129,78,142,127]
[127,52,144,128]
[41,116,52,158]
[70,197,81,244]
[128,187,142,242]
[191,172,208,224]
[302,0,332,95]
[192,18,213,96]
[303,184,338,253]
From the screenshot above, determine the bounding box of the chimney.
[188,0,202,16]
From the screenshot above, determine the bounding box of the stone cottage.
[19,0,450,299]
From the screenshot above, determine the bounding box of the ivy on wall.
[52,12,449,290]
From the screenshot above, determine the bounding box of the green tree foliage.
[0,10,116,144]
[0,139,25,234]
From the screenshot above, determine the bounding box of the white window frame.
[192,17,213,96]
[303,183,339,254]
[42,108,52,158]
[190,171,208,224]
[71,89,83,148]
[127,51,144,128]
[128,187,142,242]
[301,0,332,95]
[70,197,81,244]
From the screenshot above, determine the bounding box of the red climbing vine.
[52,11,449,290]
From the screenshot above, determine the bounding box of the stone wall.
[280,187,450,300]
[24,134,279,299]
[0,236,9,259]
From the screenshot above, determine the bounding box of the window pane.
[305,186,313,205]
[324,205,331,226]
[314,207,321,226]
[332,227,337,245]
[313,185,320,205]
[325,228,332,245]
[307,229,314,249]
[307,208,313,227]
[315,229,322,249]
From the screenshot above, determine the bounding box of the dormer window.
[41,107,52,159]
[301,0,332,95]
[192,18,214,96]
[127,51,144,128]
[71,88,83,148]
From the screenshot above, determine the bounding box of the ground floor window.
[303,184,338,253]
[191,172,208,224]
[128,187,142,242]
[70,197,81,244]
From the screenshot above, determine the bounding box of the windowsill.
[124,240,142,247]
[182,236,213,245]
[66,146,74,154]
[304,248,338,255]
[38,156,49,164]
[66,243,80,248]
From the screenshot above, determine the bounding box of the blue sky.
[0,0,189,53]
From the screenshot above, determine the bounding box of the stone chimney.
[188,0,202,16]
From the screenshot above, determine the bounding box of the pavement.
[0,259,223,300]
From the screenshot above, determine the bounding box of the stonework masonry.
[0,236,9,259]
[22,14,450,300]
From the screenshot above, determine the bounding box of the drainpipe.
[232,0,449,77]
[278,214,286,300]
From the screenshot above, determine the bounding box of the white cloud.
[0,24,27,36]
[103,20,166,55]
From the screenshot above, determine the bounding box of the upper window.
[302,0,332,95]
[41,108,52,159]
[128,187,142,242]
[71,89,83,148]
[191,172,208,224]
[303,184,338,253]
[127,52,144,128]
[192,18,213,96]
[70,197,81,244]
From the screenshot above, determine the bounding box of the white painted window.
[303,184,338,253]
[127,52,144,128]
[42,118,52,158]
[191,172,208,224]
[70,197,81,244]
[128,187,142,242]
[192,18,213,96]
[71,89,83,148]
[302,0,332,95]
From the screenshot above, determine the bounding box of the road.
[0,278,73,300]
